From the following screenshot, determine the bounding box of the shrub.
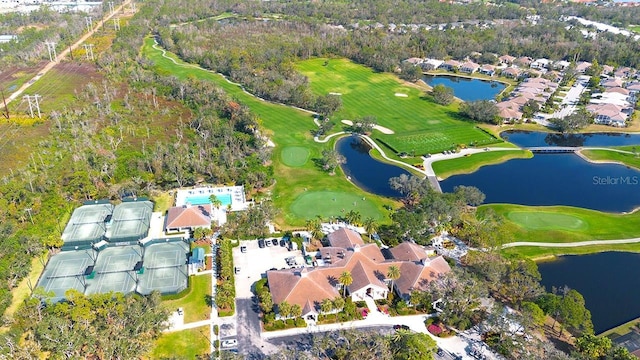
[263,312,275,324]
[427,324,443,335]
[213,325,219,335]
[354,301,366,308]
[295,318,306,327]
[285,319,295,327]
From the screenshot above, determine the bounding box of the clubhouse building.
[266,228,451,321]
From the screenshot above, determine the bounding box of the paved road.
[6,0,132,104]
[503,237,640,248]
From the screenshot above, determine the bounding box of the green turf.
[296,58,501,154]
[581,149,640,171]
[281,146,310,167]
[432,150,532,179]
[507,211,588,231]
[629,25,640,33]
[151,326,210,359]
[290,191,383,220]
[162,275,211,323]
[142,38,398,227]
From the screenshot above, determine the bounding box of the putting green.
[507,211,588,231]
[281,146,310,167]
[290,191,383,220]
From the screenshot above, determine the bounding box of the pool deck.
[174,186,249,211]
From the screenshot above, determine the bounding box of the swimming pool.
[184,194,232,206]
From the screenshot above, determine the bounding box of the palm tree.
[209,194,223,209]
[387,265,401,294]
[339,271,353,297]
[306,217,323,241]
[363,217,378,237]
[320,298,334,314]
[278,301,292,319]
[345,210,361,225]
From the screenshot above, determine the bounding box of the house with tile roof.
[165,204,213,232]
[460,61,480,74]
[498,55,515,65]
[265,229,451,322]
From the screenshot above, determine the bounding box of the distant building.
[459,61,480,74]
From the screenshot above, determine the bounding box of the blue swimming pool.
[185,193,232,206]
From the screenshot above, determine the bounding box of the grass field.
[151,191,173,214]
[629,25,640,33]
[290,191,384,220]
[581,149,640,171]
[296,58,501,154]
[432,150,532,179]
[143,38,398,226]
[151,326,210,359]
[507,211,588,231]
[481,204,640,258]
[280,146,310,167]
[162,275,211,323]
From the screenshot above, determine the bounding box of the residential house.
[498,55,516,65]
[615,67,634,79]
[544,70,563,83]
[165,204,212,232]
[602,65,615,76]
[602,78,624,88]
[479,64,496,76]
[403,57,424,66]
[498,107,524,122]
[531,58,551,70]
[460,61,480,74]
[439,60,461,71]
[626,82,640,96]
[514,57,533,67]
[587,103,627,127]
[266,229,451,321]
[554,60,571,71]
[501,67,521,79]
[422,58,444,71]
[575,61,592,73]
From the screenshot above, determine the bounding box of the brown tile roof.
[394,257,451,297]
[348,260,387,293]
[389,242,429,262]
[327,228,364,249]
[266,268,339,309]
[165,205,211,229]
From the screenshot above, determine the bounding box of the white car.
[221,339,238,348]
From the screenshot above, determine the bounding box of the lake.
[439,153,640,212]
[501,130,640,148]
[538,252,640,334]
[335,135,410,198]
[422,75,506,102]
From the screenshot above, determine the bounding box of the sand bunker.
[394,93,408,97]
[341,120,395,135]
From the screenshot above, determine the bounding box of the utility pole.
[85,16,93,31]
[1,90,9,120]
[83,44,95,61]
[23,95,42,119]
[113,17,121,31]
[44,41,57,62]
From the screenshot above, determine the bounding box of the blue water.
[422,75,506,101]
[501,130,640,148]
[336,136,410,198]
[539,252,640,334]
[440,153,640,212]
[185,194,232,206]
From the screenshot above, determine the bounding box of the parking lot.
[233,238,305,298]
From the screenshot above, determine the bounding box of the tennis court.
[84,246,141,296]
[36,250,96,302]
[137,241,189,295]
[107,200,153,243]
[61,203,113,249]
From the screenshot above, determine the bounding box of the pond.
[335,135,410,198]
[422,75,506,102]
[538,252,640,334]
[439,153,640,212]
[501,130,640,148]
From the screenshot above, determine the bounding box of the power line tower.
[108,1,115,14]
[83,44,95,61]
[23,95,42,119]
[44,41,57,62]
[85,16,93,31]
[113,17,121,31]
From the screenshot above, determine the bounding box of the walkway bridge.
[527,146,580,153]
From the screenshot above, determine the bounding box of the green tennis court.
[290,191,383,220]
[281,146,310,167]
[507,211,588,231]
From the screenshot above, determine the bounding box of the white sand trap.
[329,92,342,95]
[341,120,394,134]
[395,93,408,97]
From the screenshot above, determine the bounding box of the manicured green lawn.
[482,204,640,250]
[296,58,501,154]
[290,191,384,220]
[629,25,640,33]
[502,243,640,259]
[142,38,398,227]
[280,146,310,167]
[581,149,640,171]
[432,150,532,179]
[151,326,210,359]
[507,211,587,231]
[162,275,211,323]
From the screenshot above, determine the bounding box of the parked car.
[393,324,410,331]
[176,308,184,316]
[221,339,238,348]
[240,245,247,253]
[258,239,266,248]
[234,266,240,274]
[271,238,278,246]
